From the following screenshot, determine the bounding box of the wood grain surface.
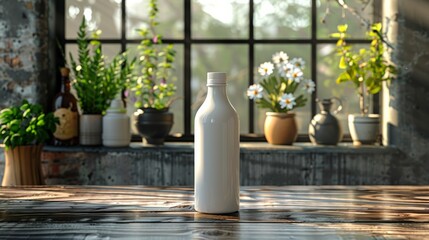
[1,186,429,239]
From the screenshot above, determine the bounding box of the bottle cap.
[207,72,227,85]
[60,67,70,77]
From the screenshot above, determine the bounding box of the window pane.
[191,44,249,133]
[126,44,185,134]
[317,44,361,134]
[192,0,249,39]
[317,0,374,38]
[254,44,312,134]
[126,0,184,39]
[66,0,122,39]
[254,0,311,39]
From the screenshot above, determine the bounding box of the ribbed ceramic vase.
[80,114,102,146]
[264,112,297,145]
[2,145,44,186]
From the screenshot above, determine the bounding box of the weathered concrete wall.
[0,0,52,108]
[382,0,429,183]
[0,0,53,184]
[0,143,406,186]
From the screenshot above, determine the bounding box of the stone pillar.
[0,0,53,109]
[383,0,429,183]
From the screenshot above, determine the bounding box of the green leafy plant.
[332,23,397,115]
[131,0,177,110]
[69,17,135,114]
[247,51,315,113]
[0,100,58,150]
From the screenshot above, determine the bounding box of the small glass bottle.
[52,67,79,146]
[194,72,240,214]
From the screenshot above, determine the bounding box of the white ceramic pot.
[348,114,380,145]
[80,114,102,146]
[102,96,130,147]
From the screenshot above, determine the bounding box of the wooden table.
[1,186,428,239]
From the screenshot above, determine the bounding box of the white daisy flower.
[258,62,274,76]
[290,57,305,69]
[286,67,304,83]
[272,51,289,66]
[302,79,315,93]
[247,84,264,99]
[279,63,294,78]
[279,93,296,110]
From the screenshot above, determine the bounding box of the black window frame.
[55,0,381,142]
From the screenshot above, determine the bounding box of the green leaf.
[36,119,44,127]
[371,22,382,32]
[337,24,348,33]
[330,33,341,38]
[0,108,13,117]
[22,108,31,118]
[369,85,381,94]
[19,103,29,111]
[336,72,351,84]
[339,56,347,69]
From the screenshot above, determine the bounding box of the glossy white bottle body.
[194,72,240,214]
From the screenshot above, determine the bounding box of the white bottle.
[102,94,131,147]
[194,72,240,214]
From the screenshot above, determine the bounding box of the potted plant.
[0,100,58,186]
[332,23,396,145]
[130,0,177,145]
[247,52,315,145]
[69,17,134,146]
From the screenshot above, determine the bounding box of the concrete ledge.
[43,142,398,153]
[12,142,406,186]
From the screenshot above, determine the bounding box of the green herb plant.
[69,17,135,114]
[0,100,58,150]
[332,23,397,115]
[131,0,177,109]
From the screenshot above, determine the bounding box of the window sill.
[43,142,399,154]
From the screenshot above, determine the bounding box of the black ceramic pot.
[135,108,174,145]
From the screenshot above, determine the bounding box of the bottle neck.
[206,84,228,101]
[61,77,71,93]
[321,102,332,113]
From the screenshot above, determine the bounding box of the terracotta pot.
[80,114,102,146]
[135,108,174,145]
[2,145,44,186]
[348,114,380,145]
[264,112,298,145]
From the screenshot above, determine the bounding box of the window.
[60,0,379,141]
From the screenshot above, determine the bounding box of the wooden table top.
[1,186,428,239]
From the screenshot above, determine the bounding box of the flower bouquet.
[247,51,314,144]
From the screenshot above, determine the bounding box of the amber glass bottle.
[52,67,79,146]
